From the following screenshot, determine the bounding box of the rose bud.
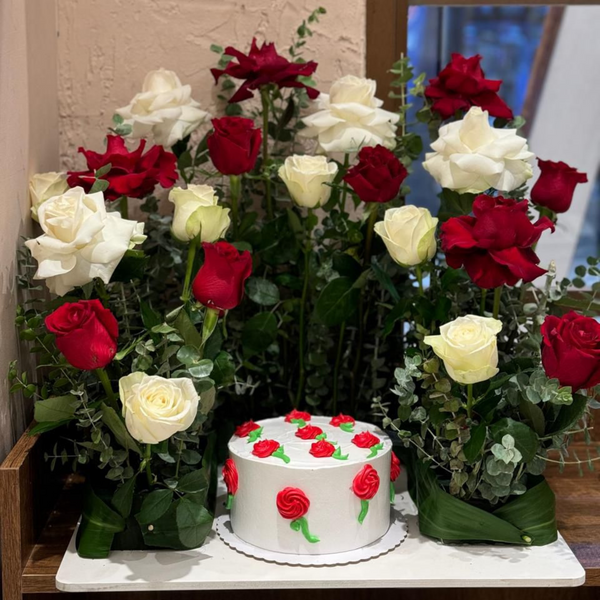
[375,206,438,267]
[45,299,118,370]
[207,117,261,176]
[192,241,252,314]
[530,159,588,214]
[278,155,338,208]
[344,145,407,204]
[541,311,600,392]
[29,172,69,222]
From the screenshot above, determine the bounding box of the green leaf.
[241,312,278,356]
[89,178,109,194]
[172,309,203,349]
[140,299,162,343]
[211,351,235,386]
[177,469,209,494]
[95,163,112,178]
[141,501,184,549]
[111,249,148,283]
[188,359,213,378]
[519,400,545,436]
[136,489,174,524]
[111,475,137,518]
[332,253,362,280]
[28,419,72,435]
[33,395,76,422]
[490,418,538,462]
[438,189,477,222]
[246,277,280,306]
[101,403,142,455]
[546,393,588,436]
[370,258,400,303]
[177,345,202,366]
[463,423,487,463]
[315,277,360,327]
[176,498,213,548]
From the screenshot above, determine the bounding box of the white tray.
[56,477,585,591]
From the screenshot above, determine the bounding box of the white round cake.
[222,411,394,555]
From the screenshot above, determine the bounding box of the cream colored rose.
[278,155,338,208]
[424,315,503,384]
[24,187,145,296]
[115,68,208,148]
[375,206,438,267]
[300,75,399,153]
[119,373,199,444]
[29,172,69,221]
[423,106,534,193]
[168,184,230,242]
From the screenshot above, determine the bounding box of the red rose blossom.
[352,431,380,449]
[285,409,311,423]
[222,458,238,496]
[207,117,262,175]
[352,464,380,500]
[211,38,319,104]
[252,439,280,458]
[390,452,401,482]
[192,241,252,314]
[425,53,513,121]
[330,414,355,427]
[530,159,588,214]
[276,487,310,520]
[67,135,177,201]
[296,425,323,440]
[441,195,554,289]
[309,439,336,458]
[541,311,600,392]
[235,420,261,438]
[45,299,118,370]
[343,145,407,204]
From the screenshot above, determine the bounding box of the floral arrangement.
[10,7,599,556]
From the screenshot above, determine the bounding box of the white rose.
[115,68,209,148]
[423,106,534,194]
[278,155,338,208]
[24,187,145,296]
[29,172,69,221]
[169,184,230,242]
[375,206,438,267]
[424,315,503,384]
[119,373,199,444]
[300,75,399,154]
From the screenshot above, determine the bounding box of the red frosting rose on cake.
[309,439,336,458]
[390,452,401,482]
[352,431,380,449]
[276,487,310,520]
[285,409,311,423]
[252,439,280,458]
[235,420,261,438]
[352,464,381,524]
[222,458,238,509]
[330,414,355,427]
[296,425,323,440]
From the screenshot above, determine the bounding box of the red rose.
[352,431,380,449]
[541,311,600,392]
[235,420,260,438]
[285,409,311,423]
[207,117,261,175]
[222,458,238,496]
[330,414,355,427]
[192,242,252,314]
[352,465,380,500]
[441,195,555,289]
[309,439,336,458]
[67,135,177,201]
[530,159,588,214]
[425,53,513,121]
[343,145,407,204]
[276,487,310,520]
[390,452,401,482]
[45,299,118,370]
[252,439,280,458]
[296,425,323,440]
[211,38,319,104]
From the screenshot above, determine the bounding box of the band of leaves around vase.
[290,516,320,543]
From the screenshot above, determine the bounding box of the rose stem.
[199,307,219,359]
[174,438,184,478]
[180,236,199,303]
[144,444,153,487]
[120,195,128,220]
[466,383,474,418]
[331,321,346,415]
[95,368,119,412]
[363,206,379,267]
[260,87,273,220]
[492,286,502,319]
[340,153,350,212]
[229,175,241,238]
[480,288,487,315]
[415,265,424,296]
[295,214,313,408]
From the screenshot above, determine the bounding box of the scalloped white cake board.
[55,476,585,592]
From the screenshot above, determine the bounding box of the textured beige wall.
[0,0,59,460]
[57,0,366,168]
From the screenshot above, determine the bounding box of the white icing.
[228,416,392,555]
